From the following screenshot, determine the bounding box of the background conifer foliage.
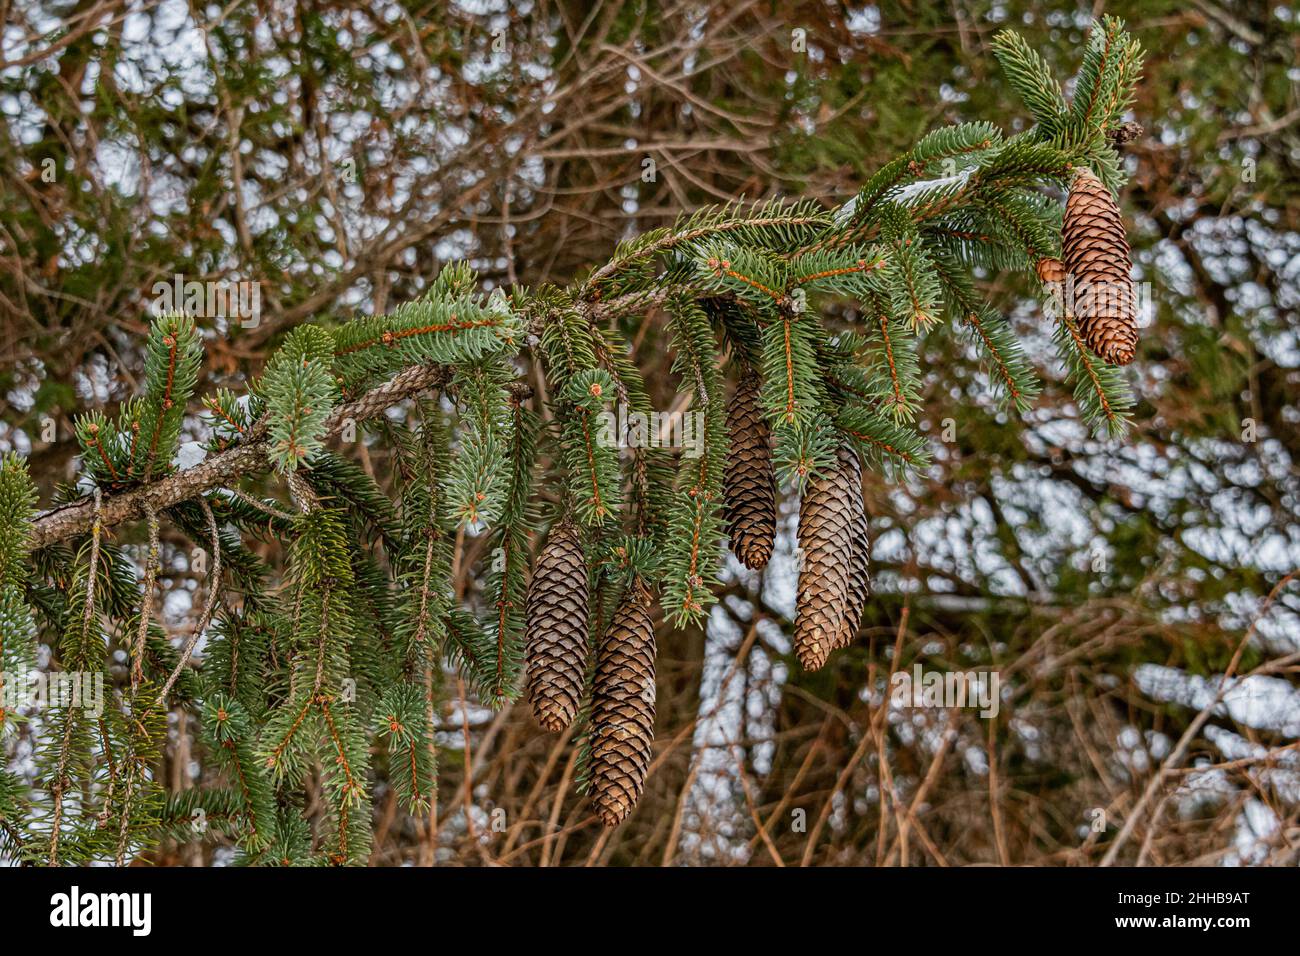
[1,2,1297,867]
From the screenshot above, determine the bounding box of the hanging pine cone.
[834,443,870,651]
[724,370,776,570]
[588,582,656,827]
[1036,257,1065,285]
[524,522,588,732]
[793,447,857,671]
[1062,167,1138,366]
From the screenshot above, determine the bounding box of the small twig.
[155,498,223,707]
[285,471,319,514]
[131,498,160,695]
[225,486,298,523]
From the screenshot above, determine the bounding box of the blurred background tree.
[1,0,1296,865]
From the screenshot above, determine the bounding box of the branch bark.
[30,362,450,551]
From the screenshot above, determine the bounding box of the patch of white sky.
[844,6,881,36]
[678,506,791,860]
[1113,724,1173,778]
[1224,798,1280,865]
[675,598,780,863]
[1135,664,1300,737]
[1170,724,1297,865]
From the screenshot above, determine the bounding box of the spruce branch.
[31,363,452,550]
[5,17,1150,857]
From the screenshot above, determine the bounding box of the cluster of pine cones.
[723,371,870,672]
[521,163,1137,827]
[521,370,872,827]
[522,520,657,828]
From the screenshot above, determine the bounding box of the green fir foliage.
[260,324,338,473]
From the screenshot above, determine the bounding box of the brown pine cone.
[1062,168,1138,366]
[588,582,656,827]
[834,443,870,651]
[1036,257,1065,285]
[794,448,857,670]
[724,370,776,570]
[524,522,588,732]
